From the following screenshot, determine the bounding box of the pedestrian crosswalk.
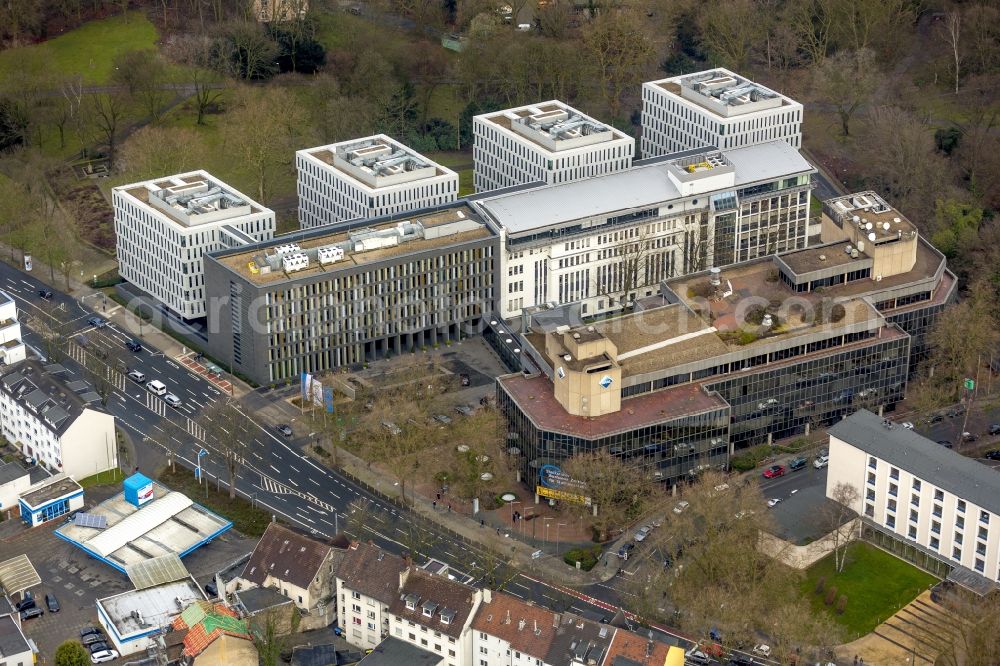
[186,418,206,441]
[145,392,167,417]
[259,474,335,513]
[67,342,87,365]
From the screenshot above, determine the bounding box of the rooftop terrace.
[215,202,493,285]
[117,171,267,228]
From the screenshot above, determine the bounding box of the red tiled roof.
[499,375,727,439]
[606,628,673,665]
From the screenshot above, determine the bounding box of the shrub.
[563,544,603,571]
[55,641,90,666]
[687,281,714,299]
[744,304,767,325]
[815,575,826,595]
[836,595,848,614]
[825,585,839,606]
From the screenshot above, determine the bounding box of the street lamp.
[195,448,208,484]
[543,517,552,544]
[555,523,566,557]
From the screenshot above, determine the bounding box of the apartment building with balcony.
[473,101,634,192]
[113,171,275,320]
[641,68,802,158]
[297,135,459,230]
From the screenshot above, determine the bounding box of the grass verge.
[78,467,125,488]
[800,542,938,638]
[158,466,271,537]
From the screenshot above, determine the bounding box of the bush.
[824,585,839,606]
[815,575,826,595]
[729,443,772,472]
[563,544,603,571]
[687,281,714,299]
[744,304,767,325]
[836,595,848,614]
[55,641,90,666]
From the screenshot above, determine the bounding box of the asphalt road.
[0,265,680,646]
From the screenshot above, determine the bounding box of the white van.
[146,380,167,396]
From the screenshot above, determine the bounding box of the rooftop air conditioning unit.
[282,253,309,273]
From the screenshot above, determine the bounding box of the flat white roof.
[646,68,801,118]
[298,134,456,192]
[114,170,272,229]
[56,484,231,569]
[478,100,633,154]
[98,577,205,639]
[477,141,813,234]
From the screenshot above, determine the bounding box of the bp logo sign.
[599,375,613,389]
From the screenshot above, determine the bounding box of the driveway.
[759,465,842,545]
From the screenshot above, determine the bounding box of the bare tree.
[822,482,861,573]
[202,397,253,499]
[561,450,659,541]
[251,608,286,666]
[785,0,835,66]
[812,48,881,136]
[118,127,211,181]
[91,94,125,167]
[929,587,1000,666]
[939,11,962,95]
[191,68,224,126]
[697,0,765,73]
[582,9,655,118]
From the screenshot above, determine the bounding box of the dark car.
[126,338,142,352]
[990,424,1000,436]
[788,456,807,471]
[460,373,471,387]
[205,581,218,597]
[962,432,978,443]
[87,316,106,328]
[618,542,635,559]
[80,626,103,638]
[984,450,1000,461]
[82,632,106,646]
[730,655,758,666]
[88,641,111,653]
[929,414,944,424]
[947,405,966,418]
[20,607,43,621]
[276,424,293,437]
[38,289,53,299]
[14,593,34,612]
[44,593,59,612]
[937,441,954,449]
[762,465,785,479]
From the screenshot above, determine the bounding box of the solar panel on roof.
[74,513,108,529]
[126,553,189,591]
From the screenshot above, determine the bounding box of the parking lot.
[759,463,842,545]
[0,490,255,661]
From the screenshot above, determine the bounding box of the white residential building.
[387,568,481,666]
[473,101,634,192]
[473,141,814,320]
[296,135,459,229]
[113,171,275,319]
[0,290,26,366]
[335,542,408,650]
[827,410,1000,591]
[0,361,116,480]
[641,68,802,158]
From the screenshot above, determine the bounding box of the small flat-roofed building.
[204,202,497,385]
[641,68,802,157]
[0,462,30,520]
[297,135,459,230]
[828,410,1000,593]
[499,195,955,481]
[17,475,83,527]
[113,171,275,319]
[0,290,26,366]
[0,613,34,666]
[55,474,232,572]
[475,141,814,319]
[0,360,117,480]
[473,101,634,192]
[96,576,207,656]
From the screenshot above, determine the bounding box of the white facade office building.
[296,135,459,229]
[473,101,634,192]
[828,410,1000,591]
[113,171,275,319]
[0,290,26,366]
[474,141,814,320]
[641,68,802,158]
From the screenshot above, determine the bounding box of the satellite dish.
[868,232,877,242]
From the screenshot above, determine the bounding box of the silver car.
[163,393,182,408]
[634,525,652,542]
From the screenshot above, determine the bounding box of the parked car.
[163,393,183,408]
[673,501,690,514]
[762,465,785,479]
[38,289,53,299]
[20,607,43,621]
[937,441,954,449]
[87,316,106,328]
[814,454,830,469]
[88,641,110,654]
[82,633,106,646]
[990,424,1000,436]
[900,421,915,430]
[788,456,807,471]
[752,644,771,658]
[961,432,978,443]
[947,406,966,418]
[929,414,944,424]
[276,424,293,437]
[127,370,146,383]
[617,543,635,559]
[14,593,34,612]
[684,648,712,665]
[433,414,452,425]
[455,404,476,416]
[90,648,119,663]
[80,627,103,638]
[44,593,59,612]
[634,525,652,542]
[125,338,142,352]
[729,654,758,666]
[204,582,218,597]
[984,450,1000,460]
[767,498,782,508]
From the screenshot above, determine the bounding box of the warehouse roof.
[476,141,813,234]
[830,410,1000,517]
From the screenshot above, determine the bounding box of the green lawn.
[78,468,125,488]
[158,466,271,537]
[0,12,159,85]
[801,542,938,638]
[424,150,474,196]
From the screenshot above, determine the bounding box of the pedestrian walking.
[436,493,441,501]
[497,527,501,536]
[853,657,858,666]
[433,501,437,509]
[448,504,452,512]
